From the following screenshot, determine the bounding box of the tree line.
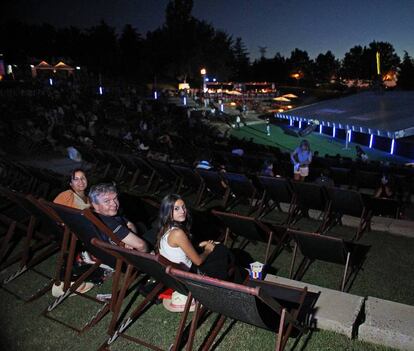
[1,0,413,89]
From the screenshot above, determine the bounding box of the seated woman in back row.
[54,168,90,209]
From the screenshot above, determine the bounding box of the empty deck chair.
[39,201,137,333]
[288,229,370,291]
[290,182,329,232]
[167,267,318,351]
[212,210,288,265]
[324,187,371,240]
[91,238,193,351]
[196,169,229,208]
[366,196,401,219]
[146,159,180,193]
[330,167,352,188]
[0,192,65,302]
[257,176,295,224]
[354,170,381,194]
[170,164,204,204]
[221,172,258,213]
[0,187,59,273]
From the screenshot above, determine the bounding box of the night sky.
[4,0,414,60]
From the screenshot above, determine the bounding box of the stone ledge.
[265,274,364,338]
[359,297,414,351]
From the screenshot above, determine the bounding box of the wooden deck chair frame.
[0,187,59,276]
[288,229,369,291]
[39,201,140,334]
[212,210,288,265]
[324,187,372,241]
[257,176,296,224]
[221,172,259,214]
[0,193,65,302]
[170,164,204,205]
[91,238,195,351]
[290,181,330,233]
[167,267,313,351]
[196,169,230,208]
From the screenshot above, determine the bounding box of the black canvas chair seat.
[366,196,400,219]
[167,267,318,351]
[257,176,295,224]
[91,239,193,351]
[0,187,59,275]
[324,187,371,240]
[146,159,180,192]
[330,167,352,188]
[221,172,258,213]
[291,181,329,232]
[196,169,229,208]
[288,229,370,291]
[170,164,204,204]
[212,210,288,265]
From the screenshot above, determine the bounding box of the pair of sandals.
[51,281,94,298]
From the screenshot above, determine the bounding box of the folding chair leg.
[276,308,287,351]
[341,252,351,291]
[201,314,227,351]
[289,243,298,279]
[186,300,202,351]
[0,220,16,263]
[172,292,195,351]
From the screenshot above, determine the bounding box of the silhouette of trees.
[398,52,414,90]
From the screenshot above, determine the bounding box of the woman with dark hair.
[156,194,241,311]
[157,194,217,271]
[291,139,312,181]
[54,168,90,209]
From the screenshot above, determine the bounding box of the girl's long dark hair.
[156,194,192,250]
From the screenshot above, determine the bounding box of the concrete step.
[265,274,364,338]
[359,297,414,350]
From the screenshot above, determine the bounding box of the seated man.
[89,183,148,252]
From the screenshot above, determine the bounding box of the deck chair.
[0,192,65,302]
[0,187,59,273]
[257,176,295,224]
[196,169,230,208]
[91,238,194,351]
[355,170,381,193]
[221,172,258,214]
[39,201,138,333]
[170,164,204,204]
[290,182,329,233]
[129,155,155,191]
[366,196,400,219]
[288,229,370,291]
[212,210,288,265]
[330,167,352,188]
[324,187,371,241]
[146,159,181,193]
[167,267,317,351]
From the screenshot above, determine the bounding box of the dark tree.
[313,50,340,83]
[398,52,414,90]
[230,37,250,81]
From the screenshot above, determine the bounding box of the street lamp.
[200,68,207,93]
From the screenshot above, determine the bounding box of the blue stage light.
[369,134,374,148]
[333,126,336,138]
[183,97,187,106]
[154,91,158,100]
[299,120,302,129]
[390,139,395,154]
[99,86,103,95]
[319,125,322,134]
[348,130,352,143]
[49,78,53,86]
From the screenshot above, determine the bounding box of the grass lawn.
[230,123,410,164]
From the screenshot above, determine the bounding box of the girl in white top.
[157,194,215,269]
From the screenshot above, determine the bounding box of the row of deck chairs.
[2,184,372,350]
[0,189,321,350]
[0,156,64,200]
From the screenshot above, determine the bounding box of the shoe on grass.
[162,291,195,313]
[52,282,94,298]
